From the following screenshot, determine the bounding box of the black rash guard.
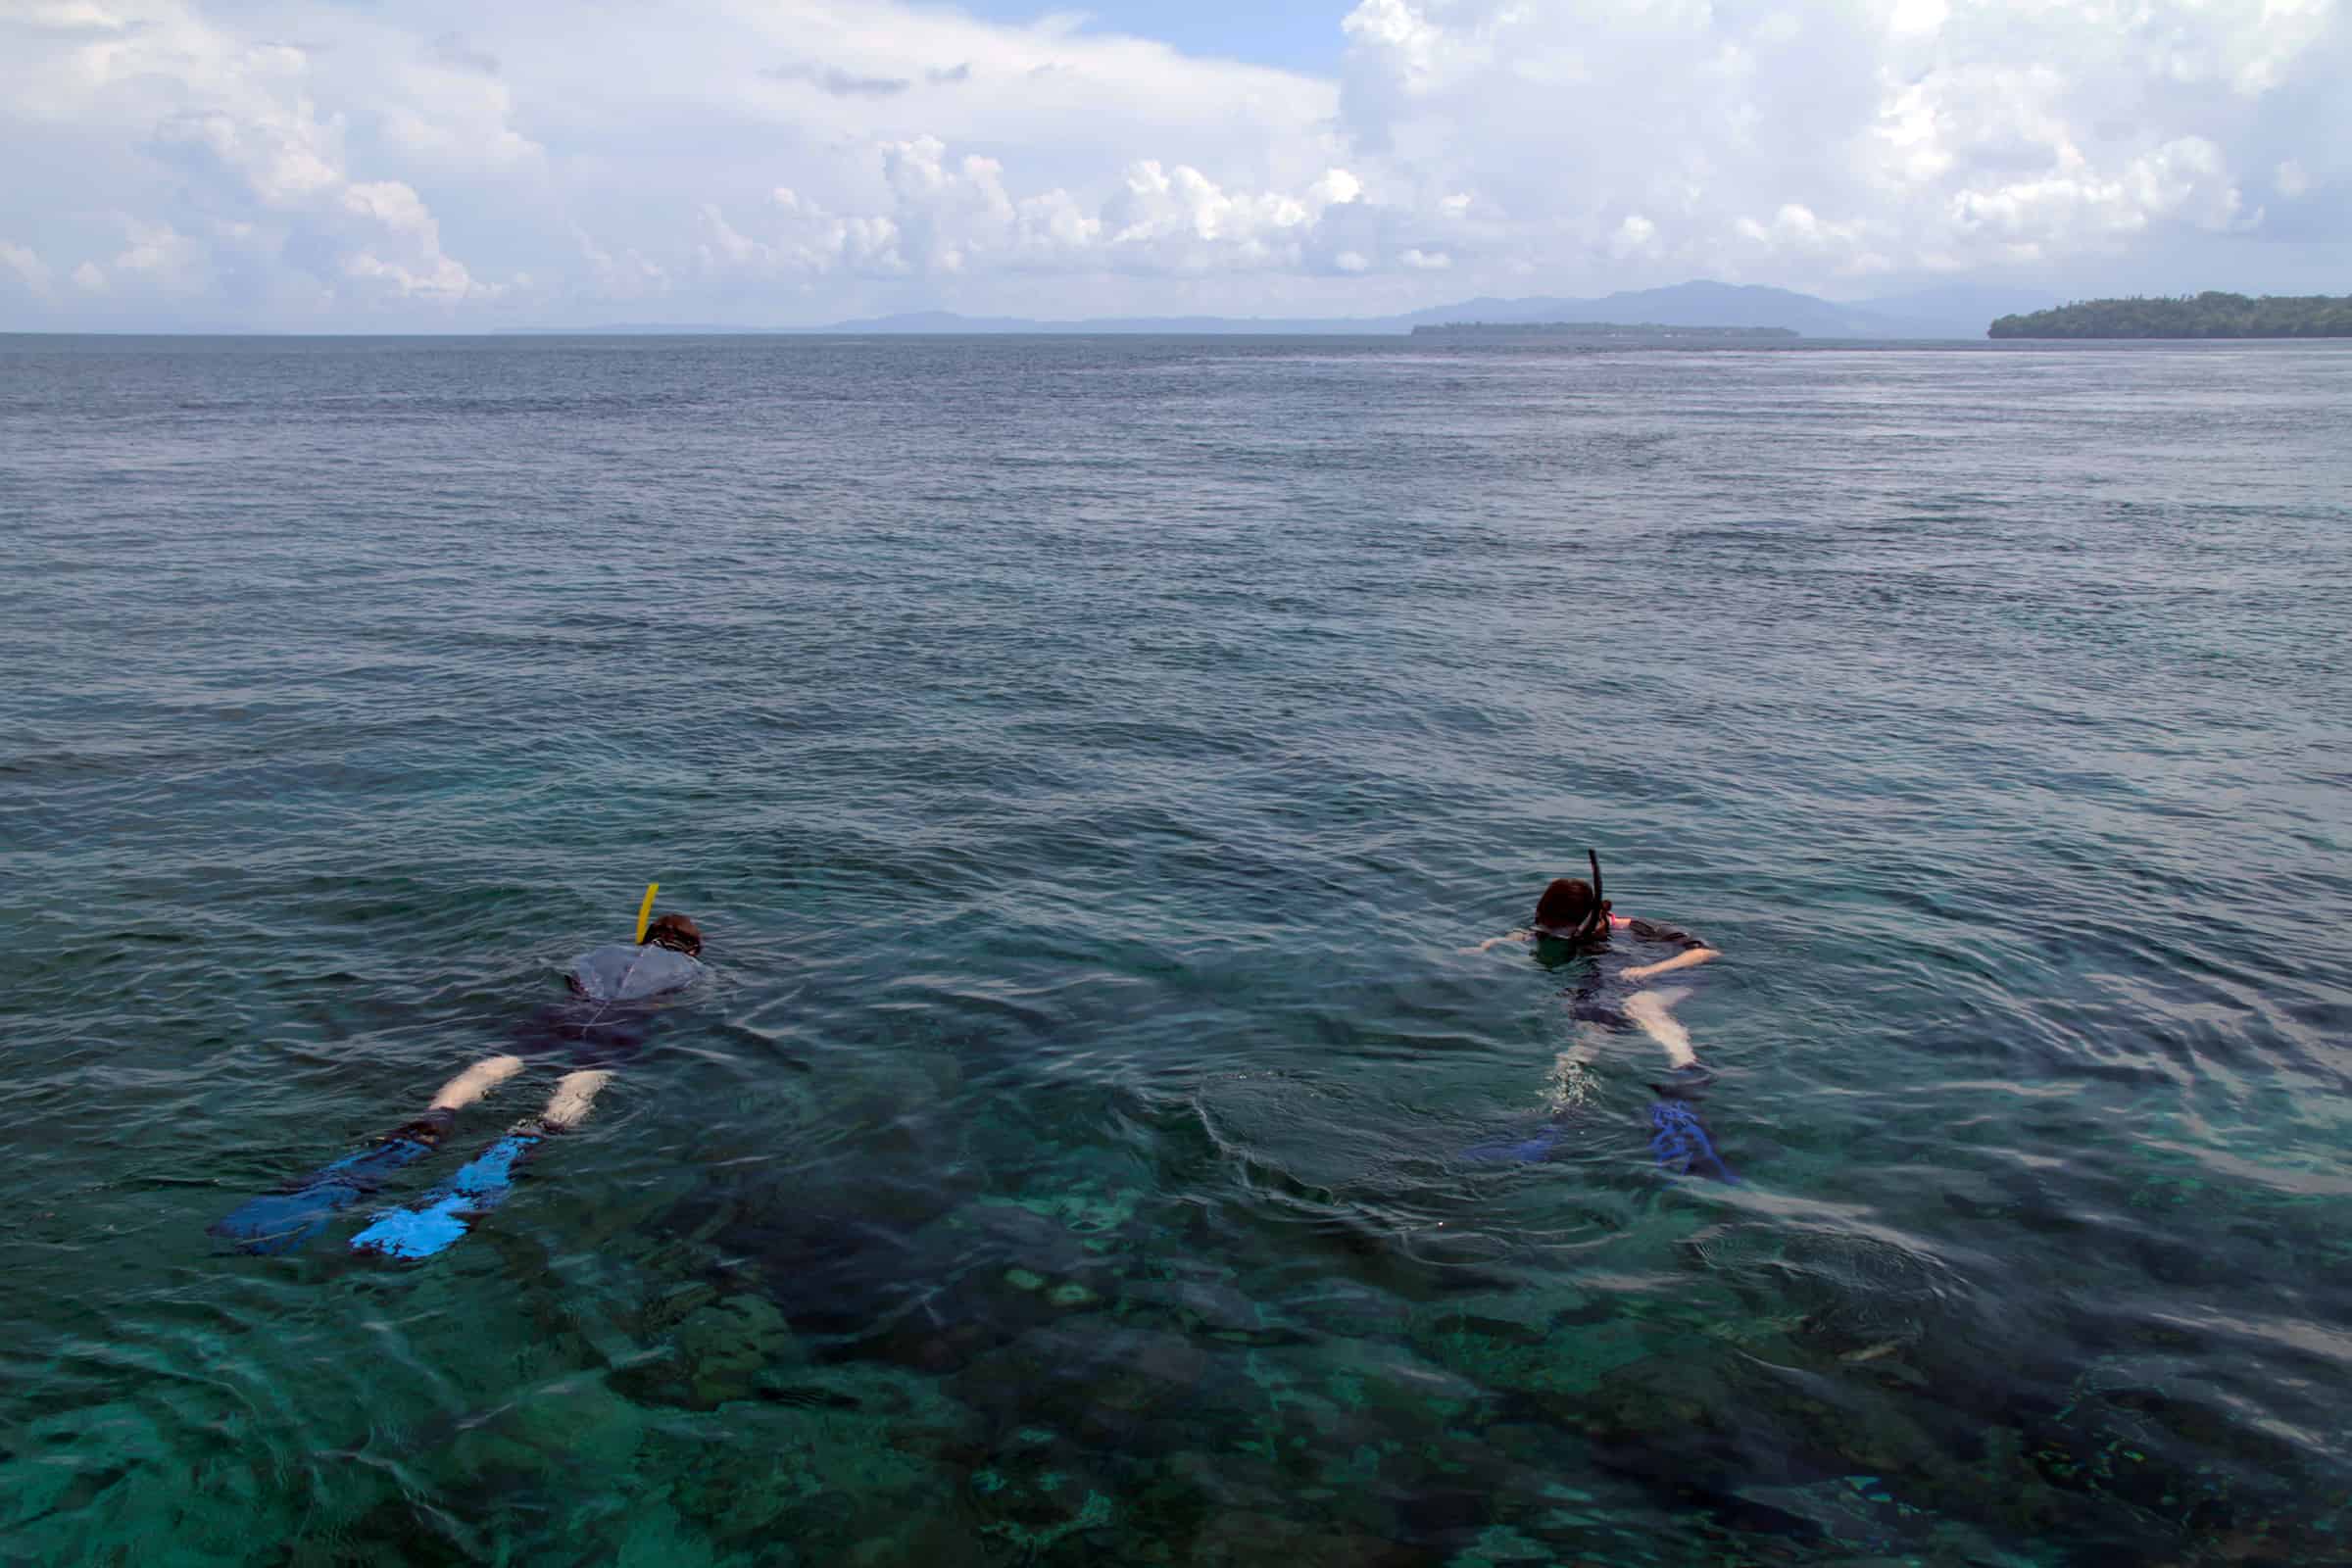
[1544,915,1713,1026]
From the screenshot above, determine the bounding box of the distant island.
[1989,292,2352,339]
[1412,320,1799,339]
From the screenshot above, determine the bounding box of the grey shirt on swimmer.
[569,944,704,1002]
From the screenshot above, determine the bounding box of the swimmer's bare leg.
[1624,988,1695,1066]
[350,1071,616,1261]
[384,1054,529,1144]
[538,1069,613,1132]
[429,1054,525,1115]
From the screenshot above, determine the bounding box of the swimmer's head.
[1534,878,1606,938]
[643,912,703,956]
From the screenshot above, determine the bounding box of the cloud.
[143,91,493,303]
[10,1,128,37]
[1609,214,1659,261]
[428,31,498,76]
[1334,0,2349,284]
[0,0,2343,328]
[760,53,977,97]
[701,135,1372,282]
[576,225,668,301]
[763,62,914,98]
[0,4,537,322]
[1,239,55,296]
[101,216,207,291]
[1944,137,2250,256]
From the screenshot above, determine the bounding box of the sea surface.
[3,332,2348,1567]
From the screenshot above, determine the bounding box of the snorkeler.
[1463,854,1735,1180]
[211,911,707,1258]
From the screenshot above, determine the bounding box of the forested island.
[1411,321,1799,339]
[1989,292,2352,338]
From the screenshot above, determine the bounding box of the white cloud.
[1609,214,1659,260]
[697,135,1370,282]
[105,217,204,287]
[0,3,511,320]
[1,240,55,296]
[0,0,2344,327]
[1336,0,2346,285]
[576,226,668,301]
[1946,137,2248,251]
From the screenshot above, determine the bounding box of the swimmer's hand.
[1462,931,1530,955]
[1623,948,1721,982]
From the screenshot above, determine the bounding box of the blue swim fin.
[212,1124,445,1256]
[1649,1101,1738,1184]
[349,1132,542,1260]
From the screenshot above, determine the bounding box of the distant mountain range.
[513,280,2065,341]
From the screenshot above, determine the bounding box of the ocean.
[3,332,2348,1565]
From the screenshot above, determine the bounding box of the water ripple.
[3,333,2349,1563]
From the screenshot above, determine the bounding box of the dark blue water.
[4,333,2349,1565]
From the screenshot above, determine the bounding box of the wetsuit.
[1552,915,1710,1030]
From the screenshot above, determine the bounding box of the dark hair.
[644,912,703,956]
[1535,878,1595,932]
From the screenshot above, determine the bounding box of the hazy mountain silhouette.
[806,280,2060,338]
[516,279,2066,339]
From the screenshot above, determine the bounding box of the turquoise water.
[4,333,2349,1565]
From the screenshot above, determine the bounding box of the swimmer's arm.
[1622,947,1721,982]
[1462,930,1531,955]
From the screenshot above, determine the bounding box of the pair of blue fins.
[211,1110,551,1260]
[1461,1092,1739,1183]
[220,1073,1732,1261]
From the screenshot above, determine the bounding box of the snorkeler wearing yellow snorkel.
[211,907,708,1257]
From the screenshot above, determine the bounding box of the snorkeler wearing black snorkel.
[1465,852,1735,1180]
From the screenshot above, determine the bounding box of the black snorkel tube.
[1567,848,1610,946]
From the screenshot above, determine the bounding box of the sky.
[0,0,2344,331]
